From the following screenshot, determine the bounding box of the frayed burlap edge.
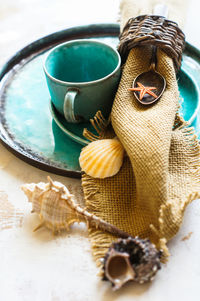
[82,113,200,272]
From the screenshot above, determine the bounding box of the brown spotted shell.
[102,237,161,290]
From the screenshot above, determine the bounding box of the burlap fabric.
[82,0,200,268]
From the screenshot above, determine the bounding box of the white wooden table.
[0,1,199,300]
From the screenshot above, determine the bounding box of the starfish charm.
[129,82,158,100]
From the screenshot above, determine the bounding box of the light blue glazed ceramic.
[44,39,121,123]
[0,24,199,178]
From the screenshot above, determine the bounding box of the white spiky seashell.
[79,138,124,178]
[21,177,77,233]
[21,177,131,237]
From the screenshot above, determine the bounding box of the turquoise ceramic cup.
[44,39,121,123]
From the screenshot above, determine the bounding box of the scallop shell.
[79,138,124,178]
[102,237,161,290]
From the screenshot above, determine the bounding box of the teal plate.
[0,24,199,178]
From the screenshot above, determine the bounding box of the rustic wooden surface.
[0,1,199,300]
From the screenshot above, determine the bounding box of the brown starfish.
[129,82,158,100]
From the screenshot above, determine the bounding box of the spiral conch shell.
[21,176,131,237]
[79,138,124,178]
[21,177,78,233]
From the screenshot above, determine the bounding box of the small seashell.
[102,237,161,290]
[22,182,48,214]
[22,177,76,233]
[79,138,124,178]
[21,177,131,238]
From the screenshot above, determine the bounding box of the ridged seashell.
[21,177,76,233]
[21,182,48,214]
[21,177,132,238]
[102,237,161,290]
[79,138,124,178]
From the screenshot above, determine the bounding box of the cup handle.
[64,88,80,123]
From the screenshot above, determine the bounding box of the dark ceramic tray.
[0,24,199,178]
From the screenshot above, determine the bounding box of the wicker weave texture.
[118,15,185,72]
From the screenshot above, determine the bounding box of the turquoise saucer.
[0,24,199,178]
[50,100,92,146]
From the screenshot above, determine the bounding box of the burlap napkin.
[82,0,200,269]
